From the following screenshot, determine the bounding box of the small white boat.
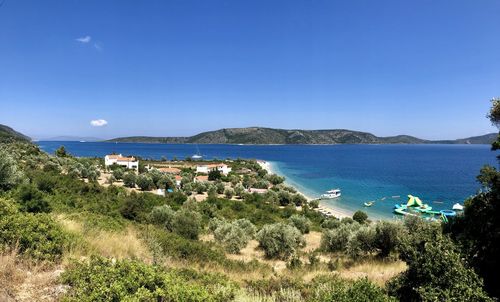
[321,189,341,199]
[452,203,464,211]
[191,154,202,159]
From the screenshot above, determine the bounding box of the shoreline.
[257,160,353,219]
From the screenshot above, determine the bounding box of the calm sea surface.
[37,141,498,219]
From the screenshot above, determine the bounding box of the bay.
[37,141,498,219]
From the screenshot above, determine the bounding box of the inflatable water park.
[393,195,462,222]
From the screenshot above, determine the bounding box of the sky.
[0,0,499,140]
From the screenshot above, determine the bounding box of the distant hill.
[433,133,498,145]
[0,124,30,142]
[40,136,103,142]
[107,127,498,145]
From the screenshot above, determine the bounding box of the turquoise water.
[37,141,498,219]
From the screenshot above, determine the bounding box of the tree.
[256,223,305,259]
[288,214,311,234]
[208,169,222,181]
[172,209,202,240]
[123,172,136,188]
[0,150,22,191]
[112,168,124,180]
[212,219,255,253]
[149,205,175,231]
[224,188,234,199]
[55,145,68,157]
[374,220,405,258]
[388,222,492,301]
[136,174,154,191]
[16,184,51,213]
[444,98,500,298]
[234,183,245,198]
[352,210,368,224]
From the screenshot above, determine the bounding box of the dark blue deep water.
[37,141,498,219]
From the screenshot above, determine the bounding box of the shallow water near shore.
[38,141,498,219]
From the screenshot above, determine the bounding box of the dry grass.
[56,215,152,264]
[0,250,67,302]
[338,258,406,286]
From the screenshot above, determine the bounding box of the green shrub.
[321,222,360,253]
[346,225,377,259]
[256,223,305,259]
[149,205,175,230]
[374,221,405,258]
[136,174,154,191]
[352,210,368,224]
[172,208,202,240]
[309,199,320,208]
[0,201,67,262]
[16,184,51,213]
[224,188,234,199]
[288,214,311,234]
[211,218,256,254]
[321,218,341,229]
[387,224,492,302]
[122,172,136,188]
[0,149,23,191]
[310,275,395,302]
[61,256,237,302]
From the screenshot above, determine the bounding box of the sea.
[37,141,498,220]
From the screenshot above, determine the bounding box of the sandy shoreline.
[257,160,352,219]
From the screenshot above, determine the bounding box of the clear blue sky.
[1,0,499,140]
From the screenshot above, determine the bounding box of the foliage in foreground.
[0,198,68,262]
[387,218,492,302]
[61,256,237,302]
[246,275,395,302]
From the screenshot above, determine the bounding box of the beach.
[257,160,353,219]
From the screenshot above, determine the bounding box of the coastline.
[257,160,353,219]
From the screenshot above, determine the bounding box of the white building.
[196,163,231,175]
[104,154,139,171]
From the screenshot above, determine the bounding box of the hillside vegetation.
[107,127,496,145]
[1,106,499,302]
[0,124,30,142]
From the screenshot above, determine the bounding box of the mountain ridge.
[0,124,31,142]
[106,127,497,145]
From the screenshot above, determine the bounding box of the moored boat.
[320,189,341,199]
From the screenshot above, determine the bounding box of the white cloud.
[90,119,108,127]
[76,36,91,43]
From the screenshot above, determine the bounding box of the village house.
[196,163,231,175]
[104,154,139,171]
[175,175,182,187]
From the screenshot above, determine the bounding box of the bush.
[172,209,202,240]
[61,256,237,302]
[309,199,320,208]
[374,221,405,258]
[387,224,492,301]
[288,214,311,234]
[321,218,341,229]
[352,210,368,224]
[149,205,175,230]
[208,169,222,181]
[321,222,360,253]
[224,188,234,199]
[0,149,23,191]
[122,172,136,188]
[0,199,67,262]
[256,223,305,259]
[112,168,124,180]
[310,275,395,302]
[346,225,377,259]
[136,174,154,191]
[211,218,256,253]
[16,184,51,213]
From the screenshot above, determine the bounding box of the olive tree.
[256,223,305,259]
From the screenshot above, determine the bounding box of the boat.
[320,189,341,199]
[191,144,203,160]
[364,201,374,207]
[452,203,464,211]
